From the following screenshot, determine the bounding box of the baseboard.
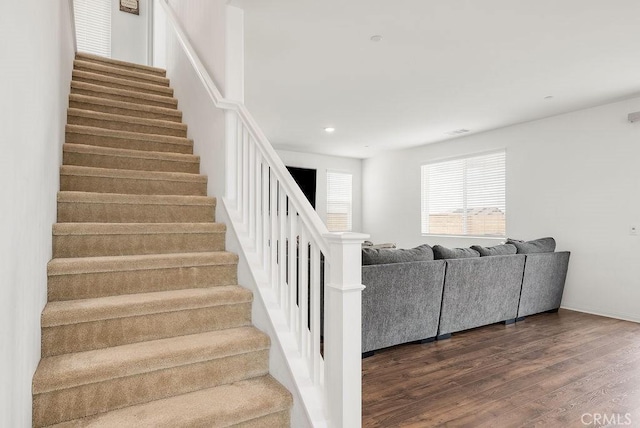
[560,304,640,324]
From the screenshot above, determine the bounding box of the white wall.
[168,0,227,94]
[0,1,75,426]
[277,149,364,233]
[111,0,149,64]
[363,96,640,323]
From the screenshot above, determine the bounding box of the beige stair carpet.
[32,52,292,427]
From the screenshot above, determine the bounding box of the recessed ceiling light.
[324,127,335,133]
[370,35,383,42]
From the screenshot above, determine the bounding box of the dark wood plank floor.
[362,309,640,427]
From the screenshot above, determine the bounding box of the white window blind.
[74,0,112,58]
[327,171,353,232]
[421,150,506,237]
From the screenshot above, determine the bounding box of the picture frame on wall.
[120,0,139,15]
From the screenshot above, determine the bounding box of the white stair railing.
[156,1,368,426]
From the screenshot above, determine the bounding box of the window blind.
[74,0,112,58]
[421,151,506,236]
[327,171,353,232]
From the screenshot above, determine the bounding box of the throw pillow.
[432,245,480,260]
[470,243,517,257]
[506,237,556,254]
[362,244,434,265]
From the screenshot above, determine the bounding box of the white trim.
[68,0,77,53]
[560,305,640,324]
[146,0,154,66]
[325,282,366,292]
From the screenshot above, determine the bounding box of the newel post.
[323,232,369,428]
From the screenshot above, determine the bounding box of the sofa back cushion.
[507,237,556,254]
[433,245,480,260]
[362,244,434,265]
[470,243,517,257]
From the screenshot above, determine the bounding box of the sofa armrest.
[362,260,445,353]
[517,251,570,317]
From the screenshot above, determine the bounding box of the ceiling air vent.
[446,129,470,136]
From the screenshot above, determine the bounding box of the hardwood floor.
[362,309,640,427]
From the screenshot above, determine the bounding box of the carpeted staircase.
[32,52,292,427]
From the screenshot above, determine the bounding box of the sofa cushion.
[432,245,480,260]
[470,243,517,257]
[362,244,434,265]
[506,237,556,254]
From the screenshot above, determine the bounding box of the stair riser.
[69,99,182,122]
[67,115,187,138]
[66,131,193,154]
[48,264,237,301]
[71,86,177,109]
[33,350,269,427]
[73,75,173,98]
[60,175,207,197]
[76,54,166,78]
[58,200,214,224]
[234,411,291,428]
[74,64,170,87]
[63,151,199,174]
[53,232,224,258]
[42,303,252,356]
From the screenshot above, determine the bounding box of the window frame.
[326,169,353,233]
[420,149,506,239]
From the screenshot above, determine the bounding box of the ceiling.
[237,0,640,159]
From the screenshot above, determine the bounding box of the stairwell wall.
[162,3,311,426]
[0,1,75,426]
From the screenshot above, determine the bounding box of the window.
[74,0,112,58]
[421,150,506,237]
[326,171,352,232]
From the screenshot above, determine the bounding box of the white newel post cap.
[323,232,370,290]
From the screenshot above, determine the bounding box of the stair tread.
[57,191,213,205]
[51,375,292,428]
[60,165,206,183]
[69,94,181,118]
[71,81,178,108]
[53,222,225,236]
[74,59,170,87]
[63,143,197,162]
[48,251,238,276]
[66,124,192,146]
[72,70,174,97]
[68,108,187,132]
[42,285,252,327]
[76,52,166,76]
[33,327,269,394]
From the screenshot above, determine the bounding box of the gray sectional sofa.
[361,238,570,355]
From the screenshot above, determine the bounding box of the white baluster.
[309,243,322,384]
[262,161,270,270]
[278,185,287,311]
[270,170,278,292]
[298,225,309,356]
[287,206,298,332]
